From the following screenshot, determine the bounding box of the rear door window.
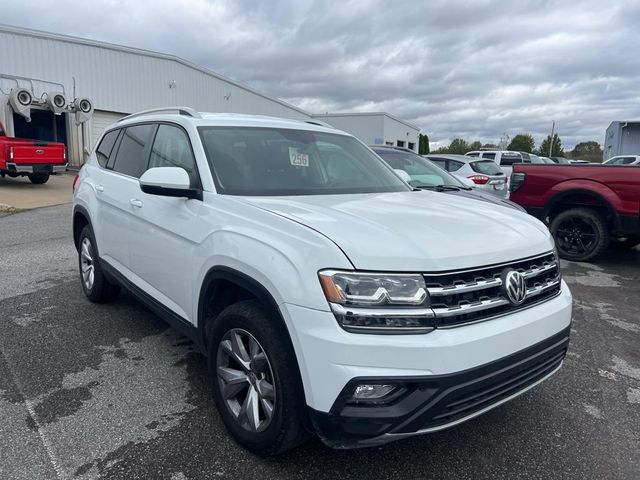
[96,129,120,167]
[112,124,155,178]
[482,152,496,160]
[471,160,503,175]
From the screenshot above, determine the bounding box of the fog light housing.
[347,384,406,405]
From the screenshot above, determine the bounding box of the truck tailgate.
[10,143,66,165]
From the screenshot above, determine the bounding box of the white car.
[603,155,640,166]
[72,108,572,454]
[424,153,508,198]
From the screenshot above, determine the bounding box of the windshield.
[198,127,410,196]
[373,149,466,188]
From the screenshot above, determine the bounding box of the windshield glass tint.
[471,160,503,175]
[375,150,465,187]
[198,127,410,196]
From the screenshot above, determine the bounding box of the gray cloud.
[2,0,640,148]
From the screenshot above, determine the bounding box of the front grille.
[424,252,561,327]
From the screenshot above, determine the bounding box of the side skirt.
[100,260,206,354]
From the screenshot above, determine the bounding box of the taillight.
[72,173,79,192]
[468,174,489,185]
[63,148,67,160]
[9,147,14,160]
[510,172,526,192]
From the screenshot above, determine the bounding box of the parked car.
[372,147,518,208]
[0,120,67,184]
[568,159,591,164]
[465,150,527,180]
[73,108,572,454]
[548,156,571,164]
[537,156,556,164]
[510,163,640,261]
[602,155,640,166]
[421,153,508,199]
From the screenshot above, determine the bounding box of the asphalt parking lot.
[1,204,639,480]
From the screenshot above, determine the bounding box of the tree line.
[418,133,603,162]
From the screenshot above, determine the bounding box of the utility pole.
[548,121,555,157]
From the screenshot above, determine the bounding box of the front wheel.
[550,208,610,261]
[208,300,308,455]
[28,173,50,184]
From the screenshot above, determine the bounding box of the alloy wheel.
[556,217,598,257]
[80,237,95,290]
[216,328,276,432]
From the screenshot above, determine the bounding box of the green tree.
[507,133,535,153]
[418,133,430,154]
[568,141,603,163]
[538,134,564,157]
[468,141,482,151]
[447,138,469,155]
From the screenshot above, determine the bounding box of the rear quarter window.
[471,160,503,175]
[96,130,120,167]
[500,154,523,166]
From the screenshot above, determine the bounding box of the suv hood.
[241,191,553,271]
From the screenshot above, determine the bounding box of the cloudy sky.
[2,0,640,148]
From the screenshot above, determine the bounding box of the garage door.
[90,110,126,149]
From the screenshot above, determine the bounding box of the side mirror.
[394,169,412,183]
[139,167,201,200]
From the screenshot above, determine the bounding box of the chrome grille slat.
[424,251,561,327]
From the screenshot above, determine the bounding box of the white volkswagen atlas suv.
[72,108,572,455]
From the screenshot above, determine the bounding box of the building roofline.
[312,111,421,131]
[0,23,311,118]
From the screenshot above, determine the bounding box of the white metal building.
[604,121,640,160]
[312,112,420,152]
[0,25,312,165]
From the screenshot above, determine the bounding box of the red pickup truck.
[510,164,640,261]
[0,121,67,184]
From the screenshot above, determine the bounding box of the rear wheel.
[550,208,609,261]
[208,300,308,455]
[28,173,50,184]
[78,226,120,302]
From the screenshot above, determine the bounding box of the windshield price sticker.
[289,148,309,167]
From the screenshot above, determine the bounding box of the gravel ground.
[1,204,638,480]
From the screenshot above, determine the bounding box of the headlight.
[318,270,434,334]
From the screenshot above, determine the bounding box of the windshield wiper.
[413,184,470,192]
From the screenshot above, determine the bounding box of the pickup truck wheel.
[208,300,308,455]
[78,226,120,303]
[28,173,50,184]
[550,208,609,261]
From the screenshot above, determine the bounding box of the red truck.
[0,121,67,184]
[509,164,640,261]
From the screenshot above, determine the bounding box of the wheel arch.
[72,205,92,250]
[544,188,618,225]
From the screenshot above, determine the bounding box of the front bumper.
[308,326,569,447]
[4,162,68,174]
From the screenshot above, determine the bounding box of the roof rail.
[118,107,202,122]
[304,119,332,128]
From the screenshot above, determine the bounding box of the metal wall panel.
[0,27,311,121]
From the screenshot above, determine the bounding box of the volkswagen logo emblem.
[502,269,527,305]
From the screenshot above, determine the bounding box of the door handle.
[129,199,143,208]
[95,184,104,193]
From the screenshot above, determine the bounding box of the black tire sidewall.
[28,173,50,184]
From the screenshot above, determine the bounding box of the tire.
[28,173,50,184]
[610,236,640,251]
[207,300,308,455]
[78,225,120,303]
[550,208,610,261]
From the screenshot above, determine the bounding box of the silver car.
[425,154,508,198]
